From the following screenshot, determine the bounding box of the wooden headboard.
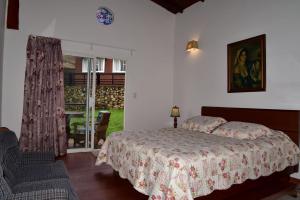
[201,106,300,145]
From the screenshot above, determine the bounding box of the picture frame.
[227,34,266,93]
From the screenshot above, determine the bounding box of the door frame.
[63,49,130,153]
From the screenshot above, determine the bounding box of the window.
[82,57,105,73]
[82,58,91,73]
[95,57,105,72]
[113,59,126,73]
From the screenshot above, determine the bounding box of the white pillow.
[212,121,273,140]
[181,116,227,133]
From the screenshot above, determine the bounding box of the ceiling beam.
[150,0,205,14]
[150,0,181,14]
[165,0,185,13]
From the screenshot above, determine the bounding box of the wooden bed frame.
[198,106,300,200]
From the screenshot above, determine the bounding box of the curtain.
[19,35,66,156]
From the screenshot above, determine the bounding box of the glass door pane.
[93,57,126,149]
[63,55,94,150]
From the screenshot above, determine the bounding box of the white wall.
[174,0,300,122]
[0,0,6,125]
[2,0,175,136]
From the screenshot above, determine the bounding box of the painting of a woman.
[232,48,252,89]
[228,34,266,92]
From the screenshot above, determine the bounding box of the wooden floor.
[59,152,148,200]
[60,152,296,200]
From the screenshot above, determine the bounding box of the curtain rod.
[28,34,135,55]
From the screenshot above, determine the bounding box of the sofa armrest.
[19,152,55,165]
[0,127,10,132]
[11,189,69,200]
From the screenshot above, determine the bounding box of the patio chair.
[69,111,111,148]
[94,111,111,148]
[70,122,86,148]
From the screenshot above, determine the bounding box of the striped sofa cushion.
[3,146,20,187]
[0,165,12,199]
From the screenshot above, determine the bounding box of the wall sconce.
[186,40,199,52]
[170,106,180,128]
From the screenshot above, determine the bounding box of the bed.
[96,107,300,200]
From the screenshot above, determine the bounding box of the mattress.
[96,128,300,200]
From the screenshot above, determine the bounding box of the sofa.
[0,128,78,200]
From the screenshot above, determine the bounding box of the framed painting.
[227,34,266,93]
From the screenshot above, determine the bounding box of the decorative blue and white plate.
[96,7,114,25]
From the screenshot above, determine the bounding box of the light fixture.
[170,106,180,128]
[186,40,199,52]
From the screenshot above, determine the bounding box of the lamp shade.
[186,40,199,52]
[170,106,180,117]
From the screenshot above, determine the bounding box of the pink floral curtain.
[19,35,66,156]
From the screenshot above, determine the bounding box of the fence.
[64,73,125,86]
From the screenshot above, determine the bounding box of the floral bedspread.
[96,128,300,200]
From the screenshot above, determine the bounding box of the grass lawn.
[69,109,124,136]
[105,109,124,135]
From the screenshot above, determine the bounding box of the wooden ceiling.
[150,0,205,14]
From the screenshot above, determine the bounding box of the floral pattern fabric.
[96,128,300,200]
[212,121,273,140]
[19,35,67,156]
[181,116,226,133]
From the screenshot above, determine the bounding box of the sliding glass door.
[63,53,126,152]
